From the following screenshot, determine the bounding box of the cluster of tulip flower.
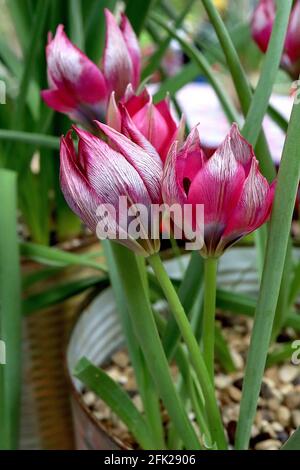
[42,8,274,259]
[40,2,300,451]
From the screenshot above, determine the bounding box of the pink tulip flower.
[162,124,275,258]
[251,0,300,79]
[60,123,162,256]
[41,9,141,127]
[107,87,185,162]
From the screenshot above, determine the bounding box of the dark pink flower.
[162,124,275,258]
[107,87,185,162]
[41,10,141,127]
[251,0,300,79]
[60,123,162,256]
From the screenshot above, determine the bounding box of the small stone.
[132,395,143,413]
[231,350,244,370]
[277,406,291,427]
[284,392,300,409]
[268,398,280,412]
[260,381,274,399]
[228,386,242,402]
[292,410,300,428]
[215,374,232,389]
[82,391,96,407]
[292,375,300,386]
[251,425,259,438]
[251,432,272,447]
[255,439,281,450]
[272,422,284,433]
[112,351,129,368]
[279,365,299,384]
[276,431,289,443]
[233,377,244,390]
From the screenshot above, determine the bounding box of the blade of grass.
[20,241,106,271]
[102,241,165,449]
[23,275,108,315]
[0,170,21,449]
[74,357,154,449]
[108,243,201,449]
[281,427,300,450]
[235,94,300,450]
[125,0,155,35]
[68,0,84,50]
[142,0,196,79]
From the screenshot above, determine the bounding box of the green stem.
[202,258,218,383]
[110,244,201,450]
[148,253,227,450]
[235,95,300,450]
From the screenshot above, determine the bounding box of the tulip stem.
[202,258,218,384]
[148,253,227,450]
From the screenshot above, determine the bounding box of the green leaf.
[20,242,106,271]
[23,275,108,315]
[154,63,199,103]
[215,324,236,373]
[102,241,165,449]
[150,14,239,124]
[74,357,154,449]
[236,95,300,450]
[68,0,84,50]
[281,427,300,450]
[125,0,155,35]
[242,0,292,148]
[142,0,196,79]
[289,260,300,307]
[107,243,201,449]
[0,170,22,449]
[266,342,295,368]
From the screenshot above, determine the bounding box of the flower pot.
[20,237,104,450]
[67,247,260,450]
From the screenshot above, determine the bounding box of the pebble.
[279,365,299,384]
[284,392,300,409]
[215,374,232,389]
[231,350,244,370]
[291,410,300,428]
[82,391,96,407]
[228,386,242,402]
[268,398,280,412]
[112,351,129,368]
[277,406,291,427]
[255,439,282,450]
[132,395,143,413]
[260,381,274,399]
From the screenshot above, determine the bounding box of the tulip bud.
[42,9,141,126]
[251,0,300,79]
[60,123,163,256]
[162,124,275,258]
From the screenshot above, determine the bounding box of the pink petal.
[46,25,107,105]
[251,0,275,53]
[285,0,300,63]
[120,13,141,89]
[162,141,187,207]
[228,123,255,174]
[119,105,162,163]
[41,88,77,114]
[96,122,163,204]
[187,130,246,226]
[176,126,206,195]
[106,92,122,131]
[60,132,103,232]
[103,9,134,100]
[223,158,275,239]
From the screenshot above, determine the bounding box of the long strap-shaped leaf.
[74,357,154,449]
[0,170,21,449]
[281,427,300,450]
[236,94,300,450]
[107,243,201,450]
